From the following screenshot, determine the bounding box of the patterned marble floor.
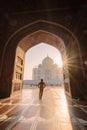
[0,86,87,130]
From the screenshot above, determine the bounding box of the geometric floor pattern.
[0,86,87,130]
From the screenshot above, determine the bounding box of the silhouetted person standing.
[38,79,46,100]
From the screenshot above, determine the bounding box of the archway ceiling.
[18,30,64,52]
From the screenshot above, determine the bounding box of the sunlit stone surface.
[0,86,87,130]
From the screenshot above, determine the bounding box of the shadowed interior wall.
[0,7,87,99]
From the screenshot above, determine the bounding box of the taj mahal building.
[32,56,63,85]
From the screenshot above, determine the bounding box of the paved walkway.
[0,86,87,130]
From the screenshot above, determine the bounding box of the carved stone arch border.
[0,20,83,74]
[18,29,65,53]
[0,20,85,98]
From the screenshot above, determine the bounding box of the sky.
[23,43,62,80]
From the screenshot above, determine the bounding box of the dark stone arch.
[0,20,86,99]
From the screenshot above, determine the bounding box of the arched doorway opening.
[0,20,86,99]
[12,30,65,95]
[23,43,63,87]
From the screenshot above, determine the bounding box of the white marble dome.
[42,56,54,65]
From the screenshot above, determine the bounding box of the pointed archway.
[0,20,86,99]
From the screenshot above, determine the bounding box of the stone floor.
[0,86,87,130]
